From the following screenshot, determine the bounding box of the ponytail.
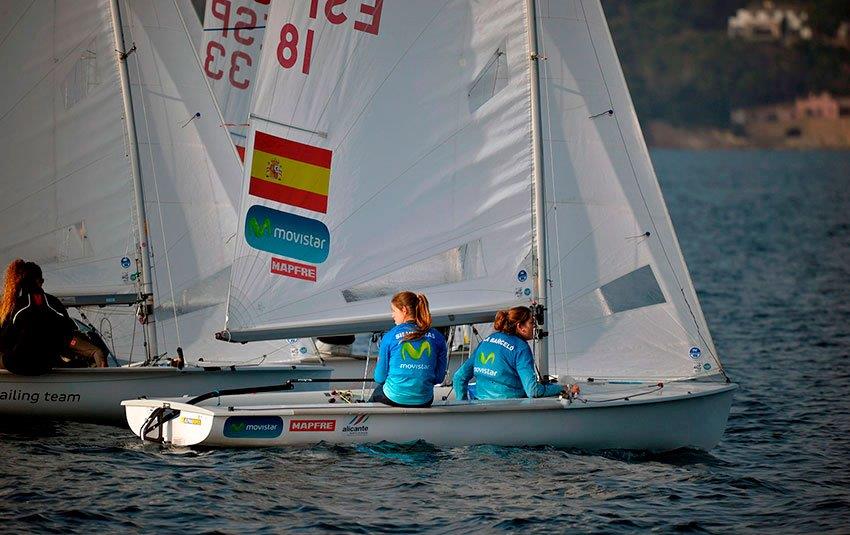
[493,306,532,336]
[391,291,432,341]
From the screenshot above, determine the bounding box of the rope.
[576,382,665,404]
[361,333,379,401]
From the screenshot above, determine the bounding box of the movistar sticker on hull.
[244,205,330,263]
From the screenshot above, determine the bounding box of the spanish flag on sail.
[248,131,332,214]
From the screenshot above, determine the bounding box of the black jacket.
[0,289,75,375]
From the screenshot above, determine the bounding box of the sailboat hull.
[124,382,736,452]
[0,365,331,424]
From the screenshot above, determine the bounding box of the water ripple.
[1,151,849,533]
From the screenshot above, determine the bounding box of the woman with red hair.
[0,259,71,374]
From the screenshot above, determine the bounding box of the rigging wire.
[124,6,180,353]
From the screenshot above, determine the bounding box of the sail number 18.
[276,0,384,76]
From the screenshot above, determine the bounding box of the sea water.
[0,150,848,533]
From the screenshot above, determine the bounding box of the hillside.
[602,0,850,130]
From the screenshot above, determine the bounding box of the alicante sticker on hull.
[223,416,284,439]
[245,205,330,264]
[341,415,370,436]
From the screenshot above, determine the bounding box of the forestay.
[225,0,537,340]
[533,1,721,380]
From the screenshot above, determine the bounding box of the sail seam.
[0,1,34,52]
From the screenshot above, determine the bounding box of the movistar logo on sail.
[401,341,431,360]
[244,205,330,264]
[248,216,271,238]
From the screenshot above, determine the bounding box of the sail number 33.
[277,0,384,75]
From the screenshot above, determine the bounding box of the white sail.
[211,0,723,380]
[0,0,305,363]
[225,0,537,340]
[534,1,720,380]
[200,0,269,161]
[80,0,299,362]
[0,0,138,299]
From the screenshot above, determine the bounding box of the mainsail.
[0,0,307,364]
[218,0,723,381]
[0,0,137,299]
[225,0,536,340]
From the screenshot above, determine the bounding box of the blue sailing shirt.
[375,322,448,406]
[453,332,562,400]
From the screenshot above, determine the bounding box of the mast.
[525,0,550,375]
[109,0,159,360]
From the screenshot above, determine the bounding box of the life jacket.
[0,289,72,375]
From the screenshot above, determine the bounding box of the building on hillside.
[728,1,812,42]
[731,92,850,147]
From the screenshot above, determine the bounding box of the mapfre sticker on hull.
[288,419,336,432]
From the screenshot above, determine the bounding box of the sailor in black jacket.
[0,260,107,375]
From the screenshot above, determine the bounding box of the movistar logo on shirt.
[401,340,431,360]
[478,351,495,365]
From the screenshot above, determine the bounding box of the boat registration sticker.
[223,416,284,439]
[181,416,202,426]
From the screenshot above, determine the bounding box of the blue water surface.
[0,150,848,533]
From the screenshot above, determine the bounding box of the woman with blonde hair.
[369,291,448,407]
[453,306,579,400]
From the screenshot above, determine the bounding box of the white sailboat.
[124,0,736,450]
[0,0,333,423]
